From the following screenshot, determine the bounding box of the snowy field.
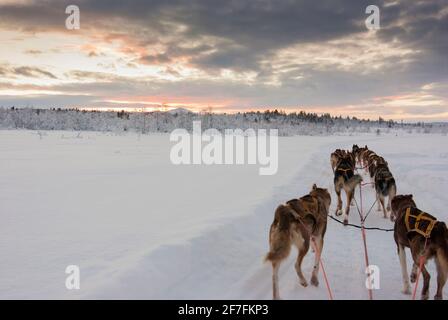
[1,130,447,299]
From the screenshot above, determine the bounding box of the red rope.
[358,182,374,300]
[311,237,334,300]
[412,238,428,300]
[293,214,334,300]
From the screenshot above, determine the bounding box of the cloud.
[24,49,43,55]
[0,0,446,120]
[13,66,57,79]
[0,64,58,79]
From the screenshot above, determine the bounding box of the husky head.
[391,194,415,221]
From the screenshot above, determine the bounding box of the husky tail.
[377,176,395,197]
[265,205,292,263]
[345,174,363,190]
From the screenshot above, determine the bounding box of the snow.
[0,130,447,299]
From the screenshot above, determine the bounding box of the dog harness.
[286,195,321,235]
[286,195,318,219]
[404,207,437,238]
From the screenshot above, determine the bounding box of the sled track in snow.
[85,135,448,300]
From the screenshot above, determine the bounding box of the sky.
[0,0,447,121]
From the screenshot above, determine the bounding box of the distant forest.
[0,107,446,136]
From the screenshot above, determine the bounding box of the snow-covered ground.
[1,130,447,299]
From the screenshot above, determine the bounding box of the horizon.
[5,105,448,124]
[0,1,447,121]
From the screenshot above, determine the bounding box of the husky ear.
[312,183,317,191]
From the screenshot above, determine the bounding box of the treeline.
[0,107,445,136]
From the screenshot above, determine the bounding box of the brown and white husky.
[333,156,362,224]
[265,185,331,300]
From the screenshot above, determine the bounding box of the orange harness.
[336,167,352,173]
[404,207,437,238]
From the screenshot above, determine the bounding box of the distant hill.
[166,107,193,114]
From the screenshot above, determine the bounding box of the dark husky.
[391,195,448,300]
[330,149,347,173]
[334,157,362,224]
[374,161,396,220]
[265,185,331,300]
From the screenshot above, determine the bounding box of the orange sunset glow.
[0,0,447,120]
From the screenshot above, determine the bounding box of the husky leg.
[272,262,281,300]
[411,247,430,300]
[387,185,396,217]
[310,236,323,286]
[410,262,418,283]
[295,237,310,287]
[434,251,447,300]
[421,265,431,300]
[379,194,387,219]
[343,189,353,225]
[335,184,343,216]
[386,196,392,213]
[376,192,382,212]
[350,187,355,207]
[398,245,411,295]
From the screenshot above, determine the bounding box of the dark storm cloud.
[0,0,447,118]
[378,1,448,57]
[140,44,214,65]
[0,0,446,73]
[0,0,388,67]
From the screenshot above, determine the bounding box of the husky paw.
[434,295,443,300]
[402,287,411,295]
[299,279,308,287]
[335,210,342,216]
[310,275,319,287]
[343,219,348,226]
[421,293,429,300]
